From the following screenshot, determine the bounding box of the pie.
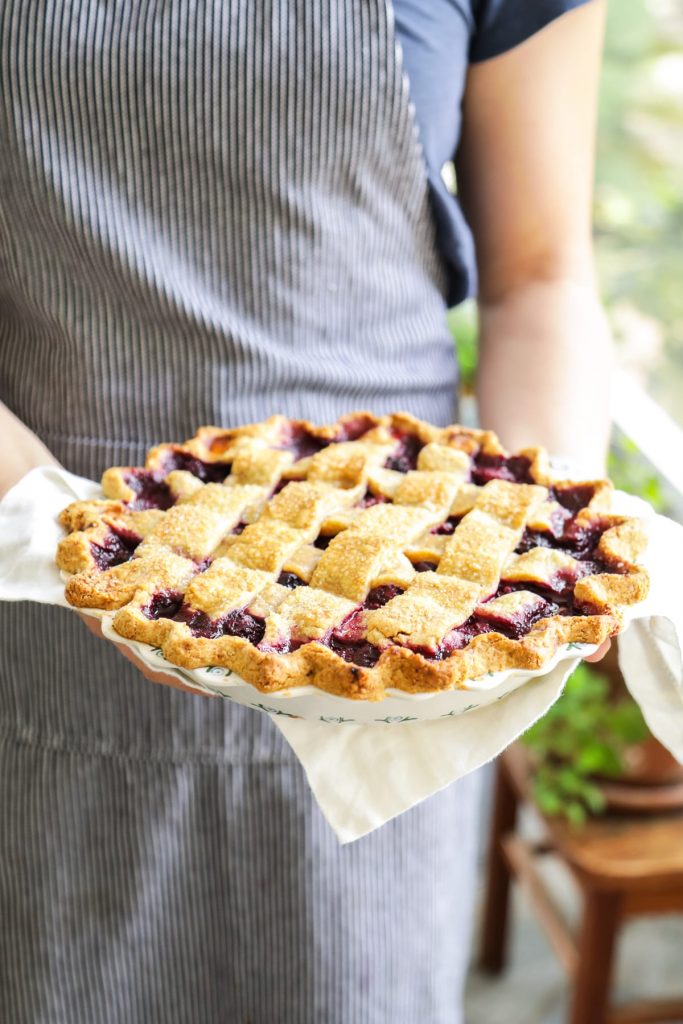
[56,412,649,700]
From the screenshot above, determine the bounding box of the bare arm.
[0,401,201,689]
[456,0,612,474]
[0,402,60,498]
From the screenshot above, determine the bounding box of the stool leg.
[479,756,519,973]
[569,889,621,1024]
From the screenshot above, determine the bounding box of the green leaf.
[534,788,564,816]
[447,300,479,390]
[565,801,588,827]
[576,746,612,774]
[558,768,587,795]
[583,784,607,814]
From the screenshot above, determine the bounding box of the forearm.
[0,402,59,498]
[475,278,615,476]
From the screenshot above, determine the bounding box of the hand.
[77,612,214,697]
[583,638,611,664]
[0,402,61,499]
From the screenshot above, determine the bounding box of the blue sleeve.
[469,0,594,63]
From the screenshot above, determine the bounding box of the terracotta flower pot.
[589,641,683,809]
[618,735,683,786]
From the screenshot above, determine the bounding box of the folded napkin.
[1,467,682,844]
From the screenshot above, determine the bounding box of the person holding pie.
[0,2,615,1021]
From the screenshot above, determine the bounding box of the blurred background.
[460,3,683,1021]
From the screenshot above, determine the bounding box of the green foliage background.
[596,0,683,424]
[522,662,649,825]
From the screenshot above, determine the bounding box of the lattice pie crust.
[57,413,649,700]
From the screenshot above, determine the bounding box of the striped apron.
[0,3,480,1021]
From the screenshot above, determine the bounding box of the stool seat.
[556,816,683,886]
[480,744,683,1024]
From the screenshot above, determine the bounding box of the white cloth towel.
[1,466,682,843]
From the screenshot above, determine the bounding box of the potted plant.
[521,654,683,825]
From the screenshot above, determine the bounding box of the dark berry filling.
[475,596,560,638]
[314,534,333,550]
[326,609,382,666]
[91,527,141,570]
[384,433,424,473]
[495,554,610,609]
[277,571,308,589]
[382,593,563,661]
[334,608,366,642]
[194,558,213,573]
[413,560,438,573]
[364,584,404,609]
[264,607,382,667]
[516,520,605,560]
[405,552,615,660]
[143,592,265,643]
[228,609,266,645]
[124,470,175,510]
[335,415,376,441]
[160,450,232,483]
[432,515,462,535]
[550,483,596,513]
[434,619,496,657]
[511,569,578,598]
[471,453,533,486]
[277,424,329,462]
[173,605,266,643]
[145,591,183,620]
[358,489,390,508]
[328,635,382,667]
[515,529,552,554]
[561,520,605,556]
[427,594,557,660]
[232,521,247,535]
[272,478,292,495]
[515,503,572,552]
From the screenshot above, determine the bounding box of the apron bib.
[0,4,475,1021]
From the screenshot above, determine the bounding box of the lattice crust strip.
[56,412,650,700]
[365,481,548,650]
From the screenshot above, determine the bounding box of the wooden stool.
[479,744,683,1024]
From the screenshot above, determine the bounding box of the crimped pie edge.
[56,411,651,701]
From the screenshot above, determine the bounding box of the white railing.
[611,369,683,499]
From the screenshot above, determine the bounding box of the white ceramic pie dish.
[58,434,651,724]
[97,613,598,723]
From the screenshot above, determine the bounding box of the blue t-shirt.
[393,0,592,304]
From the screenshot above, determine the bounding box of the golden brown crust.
[56,411,651,700]
[111,603,623,702]
[56,508,166,573]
